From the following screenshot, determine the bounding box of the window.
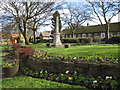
[101,33,105,39]
[82,34,86,37]
[94,33,98,37]
[78,34,81,37]
[88,34,91,37]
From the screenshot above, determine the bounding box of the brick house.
[62,22,120,39]
[0,32,25,45]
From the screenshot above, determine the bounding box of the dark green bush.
[36,40,41,43]
[40,39,50,43]
[20,40,23,43]
[106,35,120,44]
[46,43,51,47]
[36,37,40,39]
[40,39,53,43]
[62,38,93,43]
[62,38,80,43]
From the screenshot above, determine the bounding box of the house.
[0,32,25,45]
[61,22,120,39]
[40,31,52,40]
[11,33,24,41]
[10,33,24,44]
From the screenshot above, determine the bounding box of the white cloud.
[111,13,119,23]
[84,13,119,26]
[38,26,52,32]
[38,9,119,32]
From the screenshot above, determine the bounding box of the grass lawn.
[0,45,87,89]
[1,43,119,89]
[28,43,119,58]
[2,76,88,89]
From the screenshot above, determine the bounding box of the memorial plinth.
[52,11,62,47]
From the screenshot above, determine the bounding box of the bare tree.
[0,1,63,45]
[1,16,18,44]
[86,0,120,40]
[1,15,18,33]
[62,2,92,38]
[27,13,50,44]
[27,2,65,44]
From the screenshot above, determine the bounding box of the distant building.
[62,22,120,39]
[0,32,25,45]
[40,31,52,40]
[11,33,24,41]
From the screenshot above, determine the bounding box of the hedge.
[106,35,120,44]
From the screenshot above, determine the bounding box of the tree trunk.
[72,32,75,38]
[105,23,110,41]
[23,33,29,45]
[33,30,36,44]
[16,19,29,45]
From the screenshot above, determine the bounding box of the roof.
[0,32,24,39]
[62,22,120,34]
[40,32,51,37]
[11,33,19,38]
[11,33,24,38]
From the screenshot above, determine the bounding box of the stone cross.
[53,11,62,46]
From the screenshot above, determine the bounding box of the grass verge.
[28,43,118,58]
[2,76,88,89]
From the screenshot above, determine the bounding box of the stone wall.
[26,58,120,77]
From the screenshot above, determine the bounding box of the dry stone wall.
[26,58,120,77]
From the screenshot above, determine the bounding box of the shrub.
[36,40,41,43]
[79,38,84,43]
[46,43,51,47]
[93,36,101,42]
[36,37,40,39]
[62,38,80,43]
[101,38,106,41]
[81,37,93,43]
[29,39,33,43]
[40,39,50,43]
[12,43,21,51]
[16,47,35,57]
[106,35,120,44]
[20,40,24,43]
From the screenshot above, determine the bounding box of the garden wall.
[26,59,120,77]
